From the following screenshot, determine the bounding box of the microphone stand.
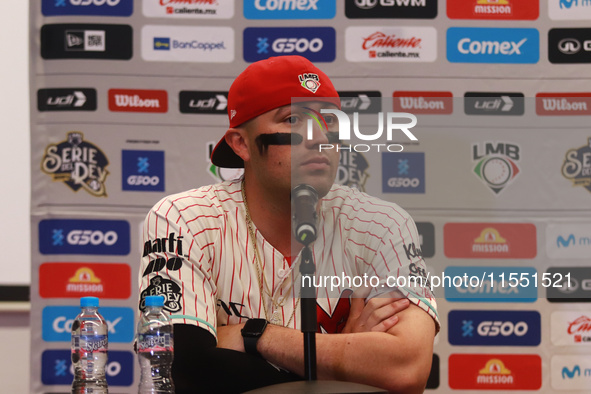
[299,244,317,381]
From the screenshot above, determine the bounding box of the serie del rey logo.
[41,132,109,197]
[562,138,591,193]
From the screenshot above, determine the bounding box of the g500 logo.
[562,137,591,193]
[42,132,109,197]
[306,108,418,153]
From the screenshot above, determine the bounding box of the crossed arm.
[216,295,436,393]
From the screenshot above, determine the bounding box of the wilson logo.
[108,89,168,113]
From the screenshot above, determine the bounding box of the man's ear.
[224,128,251,163]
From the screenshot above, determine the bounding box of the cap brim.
[210,136,244,169]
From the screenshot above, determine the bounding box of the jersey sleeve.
[138,195,218,340]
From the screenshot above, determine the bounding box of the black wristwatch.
[241,318,268,357]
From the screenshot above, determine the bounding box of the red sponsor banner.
[393,91,453,114]
[444,223,537,259]
[447,0,539,20]
[449,354,541,390]
[39,262,131,299]
[108,89,168,113]
[536,93,591,116]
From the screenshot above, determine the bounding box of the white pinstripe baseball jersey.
[138,179,439,339]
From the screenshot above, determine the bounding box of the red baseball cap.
[210,55,341,168]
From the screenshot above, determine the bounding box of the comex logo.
[308,109,418,153]
[458,38,527,55]
[254,0,319,10]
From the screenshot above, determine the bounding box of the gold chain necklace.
[241,181,301,327]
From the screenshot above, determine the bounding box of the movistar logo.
[557,234,576,248]
[562,365,581,379]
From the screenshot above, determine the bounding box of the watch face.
[244,318,267,335]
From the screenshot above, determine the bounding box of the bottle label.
[72,334,108,353]
[137,333,173,353]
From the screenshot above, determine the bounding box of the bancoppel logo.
[108,89,168,113]
[345,0,437,19]
[445,266,538,302]
[42,349,133,386]
[37,88,97,112]
[444,223,536,259]
[345,26,437,62]
[448,310,541,346]
[382,152,425,193]
[41,24,132,60]
[447,0,539,20]
[179,91,228,114]
[551,311,591,345]
[416,222,435,258]
[547,267,591,302]
[465,93,524,116]
[243,27,336,62]
[42,305,134,343]
[547,224,591,258]
[549,0,591,20]
[551,356,591,390]
[39,219,130,255]
[122,150,165,192]
[335,149,370,191]
[549,29,591,63]
[307,107,418,153]
[472,141,521,194]
[393,91,453,114]
[42,0,133,16]
[447,27,539,64]
[142,25,234,63]
[39,262,131,299]
[449,354,542,390]
[536,93,591,115]
[244,0,336,19]
[41,132,109,197]
[143,0,234,19]
[562,138,591,194]
[338,91,382,114]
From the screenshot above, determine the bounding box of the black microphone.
[291,184,319,246]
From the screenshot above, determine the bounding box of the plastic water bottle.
[137,295,174,393]
[71,296,108,394]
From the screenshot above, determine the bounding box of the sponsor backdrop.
[29,0,591,392]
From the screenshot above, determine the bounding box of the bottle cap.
[80,296,99,308]
[145,295,165,307]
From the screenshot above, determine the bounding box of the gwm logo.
[305,108,418,153]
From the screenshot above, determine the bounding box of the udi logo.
[122,150,165,192]
[142,0,234,19]
[42,306,134,343]
[562,138,591,194]
[551,311,591,345]
[382,152,425,193]
[339,91,382,114]
[39,219,130,255]
[179,91,228,114]
[549,0,591,20]
[448,310,541,346]
[444,223,536,258]
[243,27,336,62]
[447,0,539,20]
[345,0,438,19]
[345,26,437,62]
[393,91,453,114]
[447,27,539,63]
[536,93,591,115]
[449,354,542,390]
[39,262,131,299]
[42,0,133,16]
[551,355,591,390]
[108,89,167,113]
[243,0,336,19]
[42,349,133,386]
[37,88,97,112]
[472,141,521,194]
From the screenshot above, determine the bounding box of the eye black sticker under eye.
[326,132,341,144]
[255,133,304,154]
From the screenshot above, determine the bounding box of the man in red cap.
[139,56,438,393]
